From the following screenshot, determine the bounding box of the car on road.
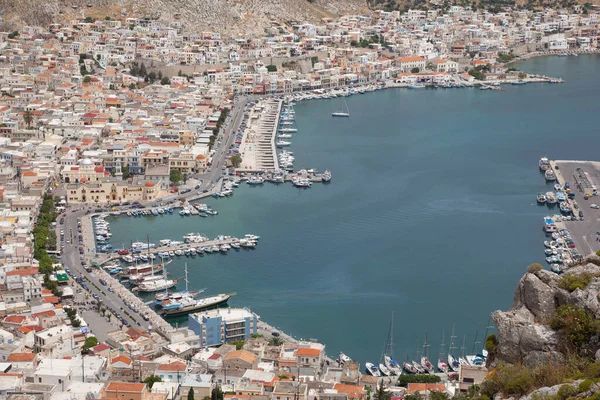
[271,331,280,337]
[202,189,208,193]
[121,319,129,326]
[591,204,599,209]
[99,279,107,286]
[579,210,584,217]
[108,287,114,293]
[92,294,99,300]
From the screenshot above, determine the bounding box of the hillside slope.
[0,0,369,36]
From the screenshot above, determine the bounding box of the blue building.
[188,308,258,347]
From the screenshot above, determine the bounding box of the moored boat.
[365,362,381,377]
[545,169,557,181]
[162,292,236,317]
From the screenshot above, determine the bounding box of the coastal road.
[61,210,150,331]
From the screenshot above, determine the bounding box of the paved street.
[555,160,600,255]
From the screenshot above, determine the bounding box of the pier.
[239,99,282,171]
[104,236,255,261]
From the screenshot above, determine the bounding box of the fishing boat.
[545,192,557,204]
[545,169,557,181]
[556,191,567,202]
[512,80,526,85]
[276,140,292,147]
[321,170,332,182]
[162,292,236,317]
[554,183,562,191]
[365,363,381,377]
[559,201,572,214]
[408,83,426,89]
[338,353,352,364]
[537,193,547,204]
[332,99,350,117]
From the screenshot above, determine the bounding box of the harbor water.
[106,55,600,367]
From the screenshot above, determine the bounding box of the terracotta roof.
[157,361,187,372]
[8,353,35,362]
[397,56,424,63]
[92,343,110,352]
[224,350,257,364]
[333,384,366,398]
[3,315,26,324]
[296,348,320,357]
[106,382,146,393]
[208,353,222,360]
[406,383,447,394]
[112,355,132,366]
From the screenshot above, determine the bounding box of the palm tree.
[23,110,33,129]
[268,336,283,346]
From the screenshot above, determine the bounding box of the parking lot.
[555,160,600,255]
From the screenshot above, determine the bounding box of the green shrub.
[579,379,593,393]
[528,263,544,273]
[398,374,441,386]
[556,384,578,400]
[596,250,600,257]
[558,273,593,292]
[481,364,533,398]
[550,305,600,357]
[485,334,498,352]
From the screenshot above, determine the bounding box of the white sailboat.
[332,99,350,117]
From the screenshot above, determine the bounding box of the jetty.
[239,99,282,171]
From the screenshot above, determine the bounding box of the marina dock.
[239,100,282,171]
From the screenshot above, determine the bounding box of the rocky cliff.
[492,256,600,369]
[0,0,368,36]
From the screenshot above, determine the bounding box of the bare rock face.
[492,264,600,368]
[0,0,369,35]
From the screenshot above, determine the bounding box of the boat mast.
[422,330,430,359]
[438,330,446,360]
[381,311,394,363]
[471,330,480,355]
[449,324,457,356]
[461,334,467,358]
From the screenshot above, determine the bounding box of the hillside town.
[0,4,598,400]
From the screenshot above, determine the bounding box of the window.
[39,378,42,383]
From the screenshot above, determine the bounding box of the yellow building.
[65,178,161,204]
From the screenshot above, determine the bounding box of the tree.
[231,340,245,350]
[148,71,156,82]
[83,76,92,83]
[82,336,98,350]
[139,63,147,77]
[105,16,111,20]
[266,65,277,72]
[350,40,358,47]
[374,381,392,400]
[411,67,420,73]
[518,72,527,79]
[122,165,131,180]
[230,155,242,168]
[211,388,224,400]
[161,77,170,85]
[188,388,195,400]
[23,110,33,129]
[84,16,95,23]
[145,375,163,389]
[170,169,183,183]
[268,336,283,346]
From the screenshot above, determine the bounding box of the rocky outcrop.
[492,263,600,368]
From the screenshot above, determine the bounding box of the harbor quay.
[552,160,600,255]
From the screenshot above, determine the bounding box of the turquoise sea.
[106,55,600,367]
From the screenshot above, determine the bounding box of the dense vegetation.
[209,108,230,150]
[558,273,595,292]
[398,374,442,385]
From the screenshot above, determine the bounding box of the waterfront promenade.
[239,99,282,171]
